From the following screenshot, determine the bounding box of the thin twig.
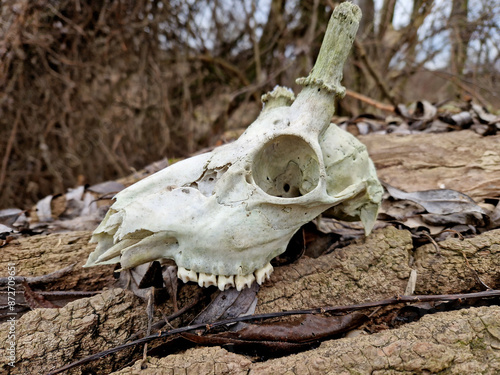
[0,264,76,286]
[459,250,492,290]
[126,292,202,342]
[46,289,500,375]
[0,290,101,297]
[441,229,464,240]
[346,89,395,112]
[420,232,441,255]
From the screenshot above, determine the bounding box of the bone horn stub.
[296,2,361,97]
[292,2,362,134]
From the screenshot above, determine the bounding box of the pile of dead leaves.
[338,98,499,136]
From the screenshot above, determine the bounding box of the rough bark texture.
[0,288,147,375]
[0,231,115,292]
[257,226,500,314]
[256,226,413,313]
[415,229,500,294]
[112,305,500,375]
[360,130,500,200]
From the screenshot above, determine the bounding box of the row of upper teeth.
[177,263,273,291]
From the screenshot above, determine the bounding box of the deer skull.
[84,3,382,291]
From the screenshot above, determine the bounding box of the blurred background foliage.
[1,0,499,209]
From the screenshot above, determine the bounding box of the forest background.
[1,0,499,209]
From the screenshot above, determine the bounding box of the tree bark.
[449,0,471,77]
[360,130,500,201]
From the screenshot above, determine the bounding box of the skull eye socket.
[253,135,320,198]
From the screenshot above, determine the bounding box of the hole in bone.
[191,166,230,197]
[253,135,320,198]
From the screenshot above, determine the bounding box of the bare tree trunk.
[258,0,287,65]
[351,0,376,113]
[356,0,375,41]
[449,0,471,78]
[377,0,396,47]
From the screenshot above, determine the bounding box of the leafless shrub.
[1,0,498,209]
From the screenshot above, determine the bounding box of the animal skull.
[84,3,383,291]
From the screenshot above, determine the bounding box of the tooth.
[198,272,217,287]
[254,263,273,285]
[235,273,256,291]
[217,275,235,291]
[177,267,198,283]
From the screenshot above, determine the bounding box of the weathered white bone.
[198,272,217,288]
[217,275,235,291]
[255,263,273,285]
[235,274,256,292]
[85,3,383,291]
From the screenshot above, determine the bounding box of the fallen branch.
[46,289,500,375]
[346,89,395,112]
[0,264,76,286]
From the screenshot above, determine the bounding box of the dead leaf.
[180,312,367,357]
[442,111,473,127]
[472,103,499,124]
[224,313,367,343]
[490,202,500,228]
[179,332,312,357]
[384,183,485,215]
[420,212,484,227]
[87,181,125,196]
[35,195,53,222]
[0,208,24,227]
[0,235,14,247]
[192,283,259,325]
[138,261,165,289]
[0,224,13,234]
[413,100,437,122]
